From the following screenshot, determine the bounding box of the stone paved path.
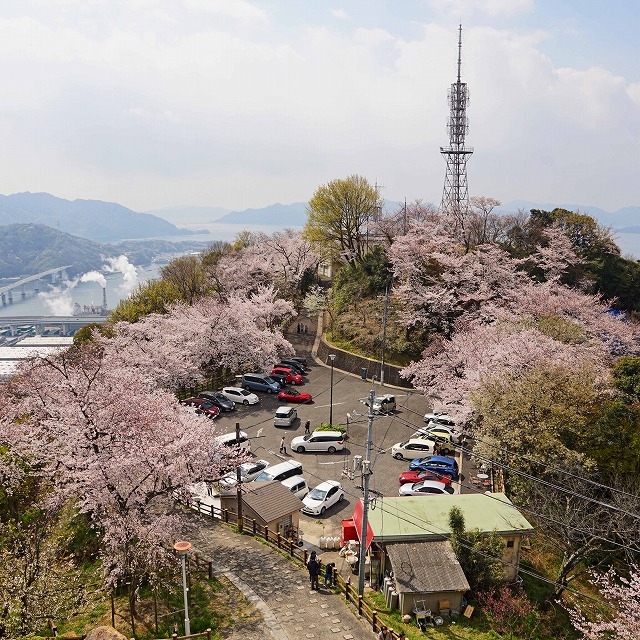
[182,515,375,640]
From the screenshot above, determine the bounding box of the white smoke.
[104,255,138,295]
[38,283,76,316]
[80,271,107,288]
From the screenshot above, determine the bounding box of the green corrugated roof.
[366,493,533,542]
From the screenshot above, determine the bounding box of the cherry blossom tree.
[106,286,295,388]
[567,564,640,640]
[0,345,246,622]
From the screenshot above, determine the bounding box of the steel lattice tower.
[440,24,473,215]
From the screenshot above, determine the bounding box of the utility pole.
[235,422,243,533]
[403,197,407,235]
[357,385,376,596]
[380,287,389,387]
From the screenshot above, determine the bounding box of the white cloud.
[183,0,267,23]
[332,8,349,20]
[425,0,534,18]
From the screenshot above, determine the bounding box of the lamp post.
[174,540,192,636]
[328,354,336,427]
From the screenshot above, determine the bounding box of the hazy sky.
[1,0,638,213]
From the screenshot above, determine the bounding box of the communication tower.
[440,24,473,215]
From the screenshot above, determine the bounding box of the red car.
[278,388,312,403]
[398,469,452,486]
[271,367,303,385]
[180,398,220,419]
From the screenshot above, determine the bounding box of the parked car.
[391,438,436,460]
[399,480,458,496]
[274,406,298,427]
[291,430,344,453]
[220,386,260,406]
[414,431,456,455]
[269,373,290,387]
[289,356,308,369]
[219,459,270,488]
[271,367,303,385]
[180,396,210,407]
[253,460,303,483]
[409,455,460,480]
[281,475,309,499]
[414,424,463,445]
[277,359,306,376]
[198,391,236,412]
[217,430,249,447]
[278,388,312,403]
[398,469,453,486]
[301,480,344,515]
[423,411,456,428]
[242,373,281,394]
[195,404,221,420]
[366,394,396,414]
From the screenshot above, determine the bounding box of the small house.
[219,480,303,538]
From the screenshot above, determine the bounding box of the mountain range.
[0,192,201,243]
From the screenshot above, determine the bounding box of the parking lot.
[208,353,470,542]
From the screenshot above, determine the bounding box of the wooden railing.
[188,499,403,639]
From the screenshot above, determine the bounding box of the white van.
[281,475,309,499]
[253,460,303,484]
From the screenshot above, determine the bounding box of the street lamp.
[174,540,192,636]
[328,354,336,427]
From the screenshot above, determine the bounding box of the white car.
[301,480,344,515]
[274,406,297,427]
[423,411,456,428]
[221,386,260,406]
[399,479,459,496]
[391,438,437,460]
[281,475,309,499]
[219,459,270,488]
[291,430,345,453]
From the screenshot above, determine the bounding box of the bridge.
[0,266,72,305]
[0,315,108,337]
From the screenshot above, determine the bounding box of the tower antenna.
[440,24,473,218]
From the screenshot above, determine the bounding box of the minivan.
[253,460,303,484]
[281,475,309,499]
[217,430,249,447]
[241,373,281,394]
[274,406,298,427]
[370,394,396,414]
[408,455,459,480]
[290,430,344,454]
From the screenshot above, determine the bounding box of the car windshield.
[255,471,274,482]
[444,485,456,494]
[263,376,276,384]
[308,488,328,500]
[240,390,251,396]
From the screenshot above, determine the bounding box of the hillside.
[0,224,211,279]
[0,192,200,243]
[216,202,307,226]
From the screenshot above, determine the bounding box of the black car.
[290,356,308,369]
[270,373,290,387]
[278,359,305,376]
[198,391,236,412]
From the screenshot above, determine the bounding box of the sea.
[0,222,637,319]
[0,223,298,318]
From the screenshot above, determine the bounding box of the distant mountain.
[145,205,230,225]
[0,223,212,279]
[498,200,640,230]
[0,192,200,243]
[216,202,307,226]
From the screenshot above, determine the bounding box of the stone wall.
[315,334,413,389]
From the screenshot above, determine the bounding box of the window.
[506,539,515,548]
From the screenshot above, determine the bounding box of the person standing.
[324,562,335,587]
[307,551,320,590]
[304,420,311,435]
[279,436,287,455]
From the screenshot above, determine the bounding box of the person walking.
[377,625,391,640]
[304,420,311,435]
[279,436,287,455]
[307,551,320,590]
[324,562,335,587]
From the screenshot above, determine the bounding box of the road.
[208,356,467,543]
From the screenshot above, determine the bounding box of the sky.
[0,0,639,213]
